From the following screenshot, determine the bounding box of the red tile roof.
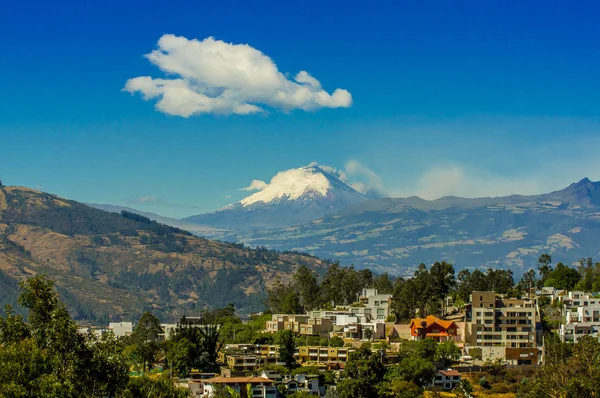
[203,376,274,384]
[439,369,460,377]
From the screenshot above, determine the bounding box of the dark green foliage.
[372,273,394,294]
[119,374,188,398]
[338,347,385,398]
[453,267,516,304]
[391,262,455,321]
[435,340,461,367]
[544,262,581,290]
[274,330,297,369]
[0,275,130,397]
[329,336,344,347]
[127,312,163,373]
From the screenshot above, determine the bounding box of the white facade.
[359,288,392,321]
[563,291,598,308]
[108,322,133,338]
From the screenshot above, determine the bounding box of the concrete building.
[108,322,133,338]
[563,291,598,308]
[265,314,332,336]
[560,294,600,342]
[295,346,356,365]
[359,288,393,321]
[466,291,539,365]
[200,376,277,398]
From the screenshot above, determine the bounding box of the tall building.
[466,291,539,365]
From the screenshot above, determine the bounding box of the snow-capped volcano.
[184,163,367,229]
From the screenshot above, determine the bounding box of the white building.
[559,292,600,342]
[108,322,133,338]
[359,288,392,321]
[563,291,598,308]
[433,369,461,390]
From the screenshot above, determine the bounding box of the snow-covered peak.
[239,163,360,207]
[240,164,330,206]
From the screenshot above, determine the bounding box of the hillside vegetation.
[0,186,331,322]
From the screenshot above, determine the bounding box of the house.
[433,369,461,390]
[260,370,283,383]
[200,376,277,398]
[386,323,411,341]
[409,316,458,342]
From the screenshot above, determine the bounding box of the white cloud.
[344,160,387,196]
[408,165,543,200]
[124,34,352,117]
[239,179,268,192]
[129,196,160,205]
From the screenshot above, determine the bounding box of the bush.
[479,376,490,389]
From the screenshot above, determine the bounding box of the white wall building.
[108,322,133,338]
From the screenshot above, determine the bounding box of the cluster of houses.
[266,288,542,366]
[75,286,600,396]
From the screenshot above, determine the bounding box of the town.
[69,256,600,397]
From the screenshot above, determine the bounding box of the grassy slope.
[0,186,330,322]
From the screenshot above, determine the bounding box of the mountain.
[86,203,222,235]
[184,163,368,229]
[203,178,600,276]
[0,185,331,322]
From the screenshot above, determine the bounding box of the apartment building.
[563,291,599,308]
[560,292,600,342]
[359,288,393,321]
[295,346,356,364]
[466,291,539,365]
[265,314,332,336]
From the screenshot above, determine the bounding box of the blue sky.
[1,0,600,217]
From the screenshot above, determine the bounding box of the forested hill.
[0,185,331,322]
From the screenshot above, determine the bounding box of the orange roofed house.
[409,316,458,342]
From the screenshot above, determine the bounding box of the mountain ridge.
[183,163,368,229]
[0,185,332,321]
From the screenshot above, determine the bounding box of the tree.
[429,261,455,316]
[538,254,553,285]
[386,355,435,388]
[520,269,537,295]
[373,273,394,294]
[0,275,129,397]
[435,340,461,367]
[414,338,437,362]
[392,278,419,322]
[275,330,296,369]
[294,265,321,311]
[520,335,600,398]
[321,263,345,306]
[544,263,581,290]
[329,336,344,347]
[364,327,373,341]
[129,311,163,373]
[338,347,385,398]
[267,278,302,314]
[0,305,30,344]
